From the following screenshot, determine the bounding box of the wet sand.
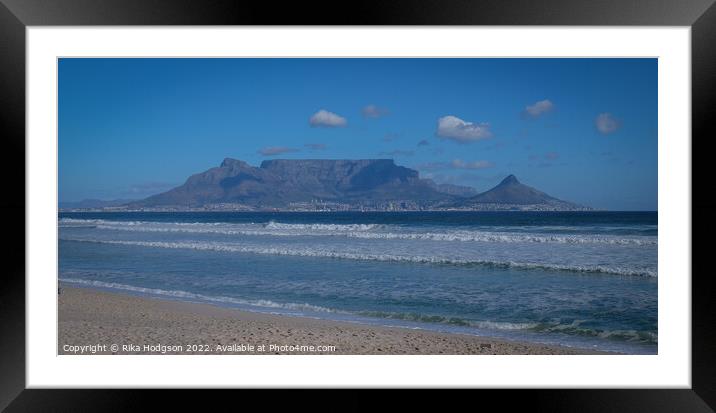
[58,285,607,355]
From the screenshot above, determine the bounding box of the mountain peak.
[130,159,587,211]
[220,158,248,168]
[500,174,520,185]
[453,173,587,209]
[134,158,447,208]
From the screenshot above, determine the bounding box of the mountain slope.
[128,159,587,210]
[453,175,586,210]
[131,158,455,207]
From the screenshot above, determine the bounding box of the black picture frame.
[1,0,712,410]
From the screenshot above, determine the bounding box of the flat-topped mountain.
[131,158,458,208]
[126,158,587,211]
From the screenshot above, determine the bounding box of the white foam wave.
[264,221,380,231]
[59,218,657,246]
[471,320,540,330]
[60,237,657,277]
[346,230,655,245]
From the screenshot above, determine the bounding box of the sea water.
[58,211,658,354]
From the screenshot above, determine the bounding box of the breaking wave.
[59,237,657,277]
[264,221,380,231]
[59,218,657,246]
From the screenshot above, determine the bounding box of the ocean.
[58,211,658,354]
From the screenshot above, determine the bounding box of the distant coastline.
[59,203,597,213]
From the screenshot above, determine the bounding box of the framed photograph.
[1,0,712,410]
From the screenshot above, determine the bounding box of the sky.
[59,58,657,210]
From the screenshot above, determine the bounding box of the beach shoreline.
[58,284,610,355]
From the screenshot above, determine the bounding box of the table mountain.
[131,158,457,207]
[128,159,587,210]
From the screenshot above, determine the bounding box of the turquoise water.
[58,211,657,354]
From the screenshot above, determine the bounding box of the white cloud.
[309,110,347,127]
[436,115,492,142]
[362,104,389,118]
[595,113,621,134]
[450,159,494,169]
[258,146,299,156]
[524,99,554,117]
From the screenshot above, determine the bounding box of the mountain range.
[117,158,587,211]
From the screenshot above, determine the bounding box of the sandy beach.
[58,285,607,355]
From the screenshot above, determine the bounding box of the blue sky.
[59,58,657,210]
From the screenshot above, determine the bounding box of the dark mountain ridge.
[132,158,453,207]
[451,175,585,210]
[124,158,587,210]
